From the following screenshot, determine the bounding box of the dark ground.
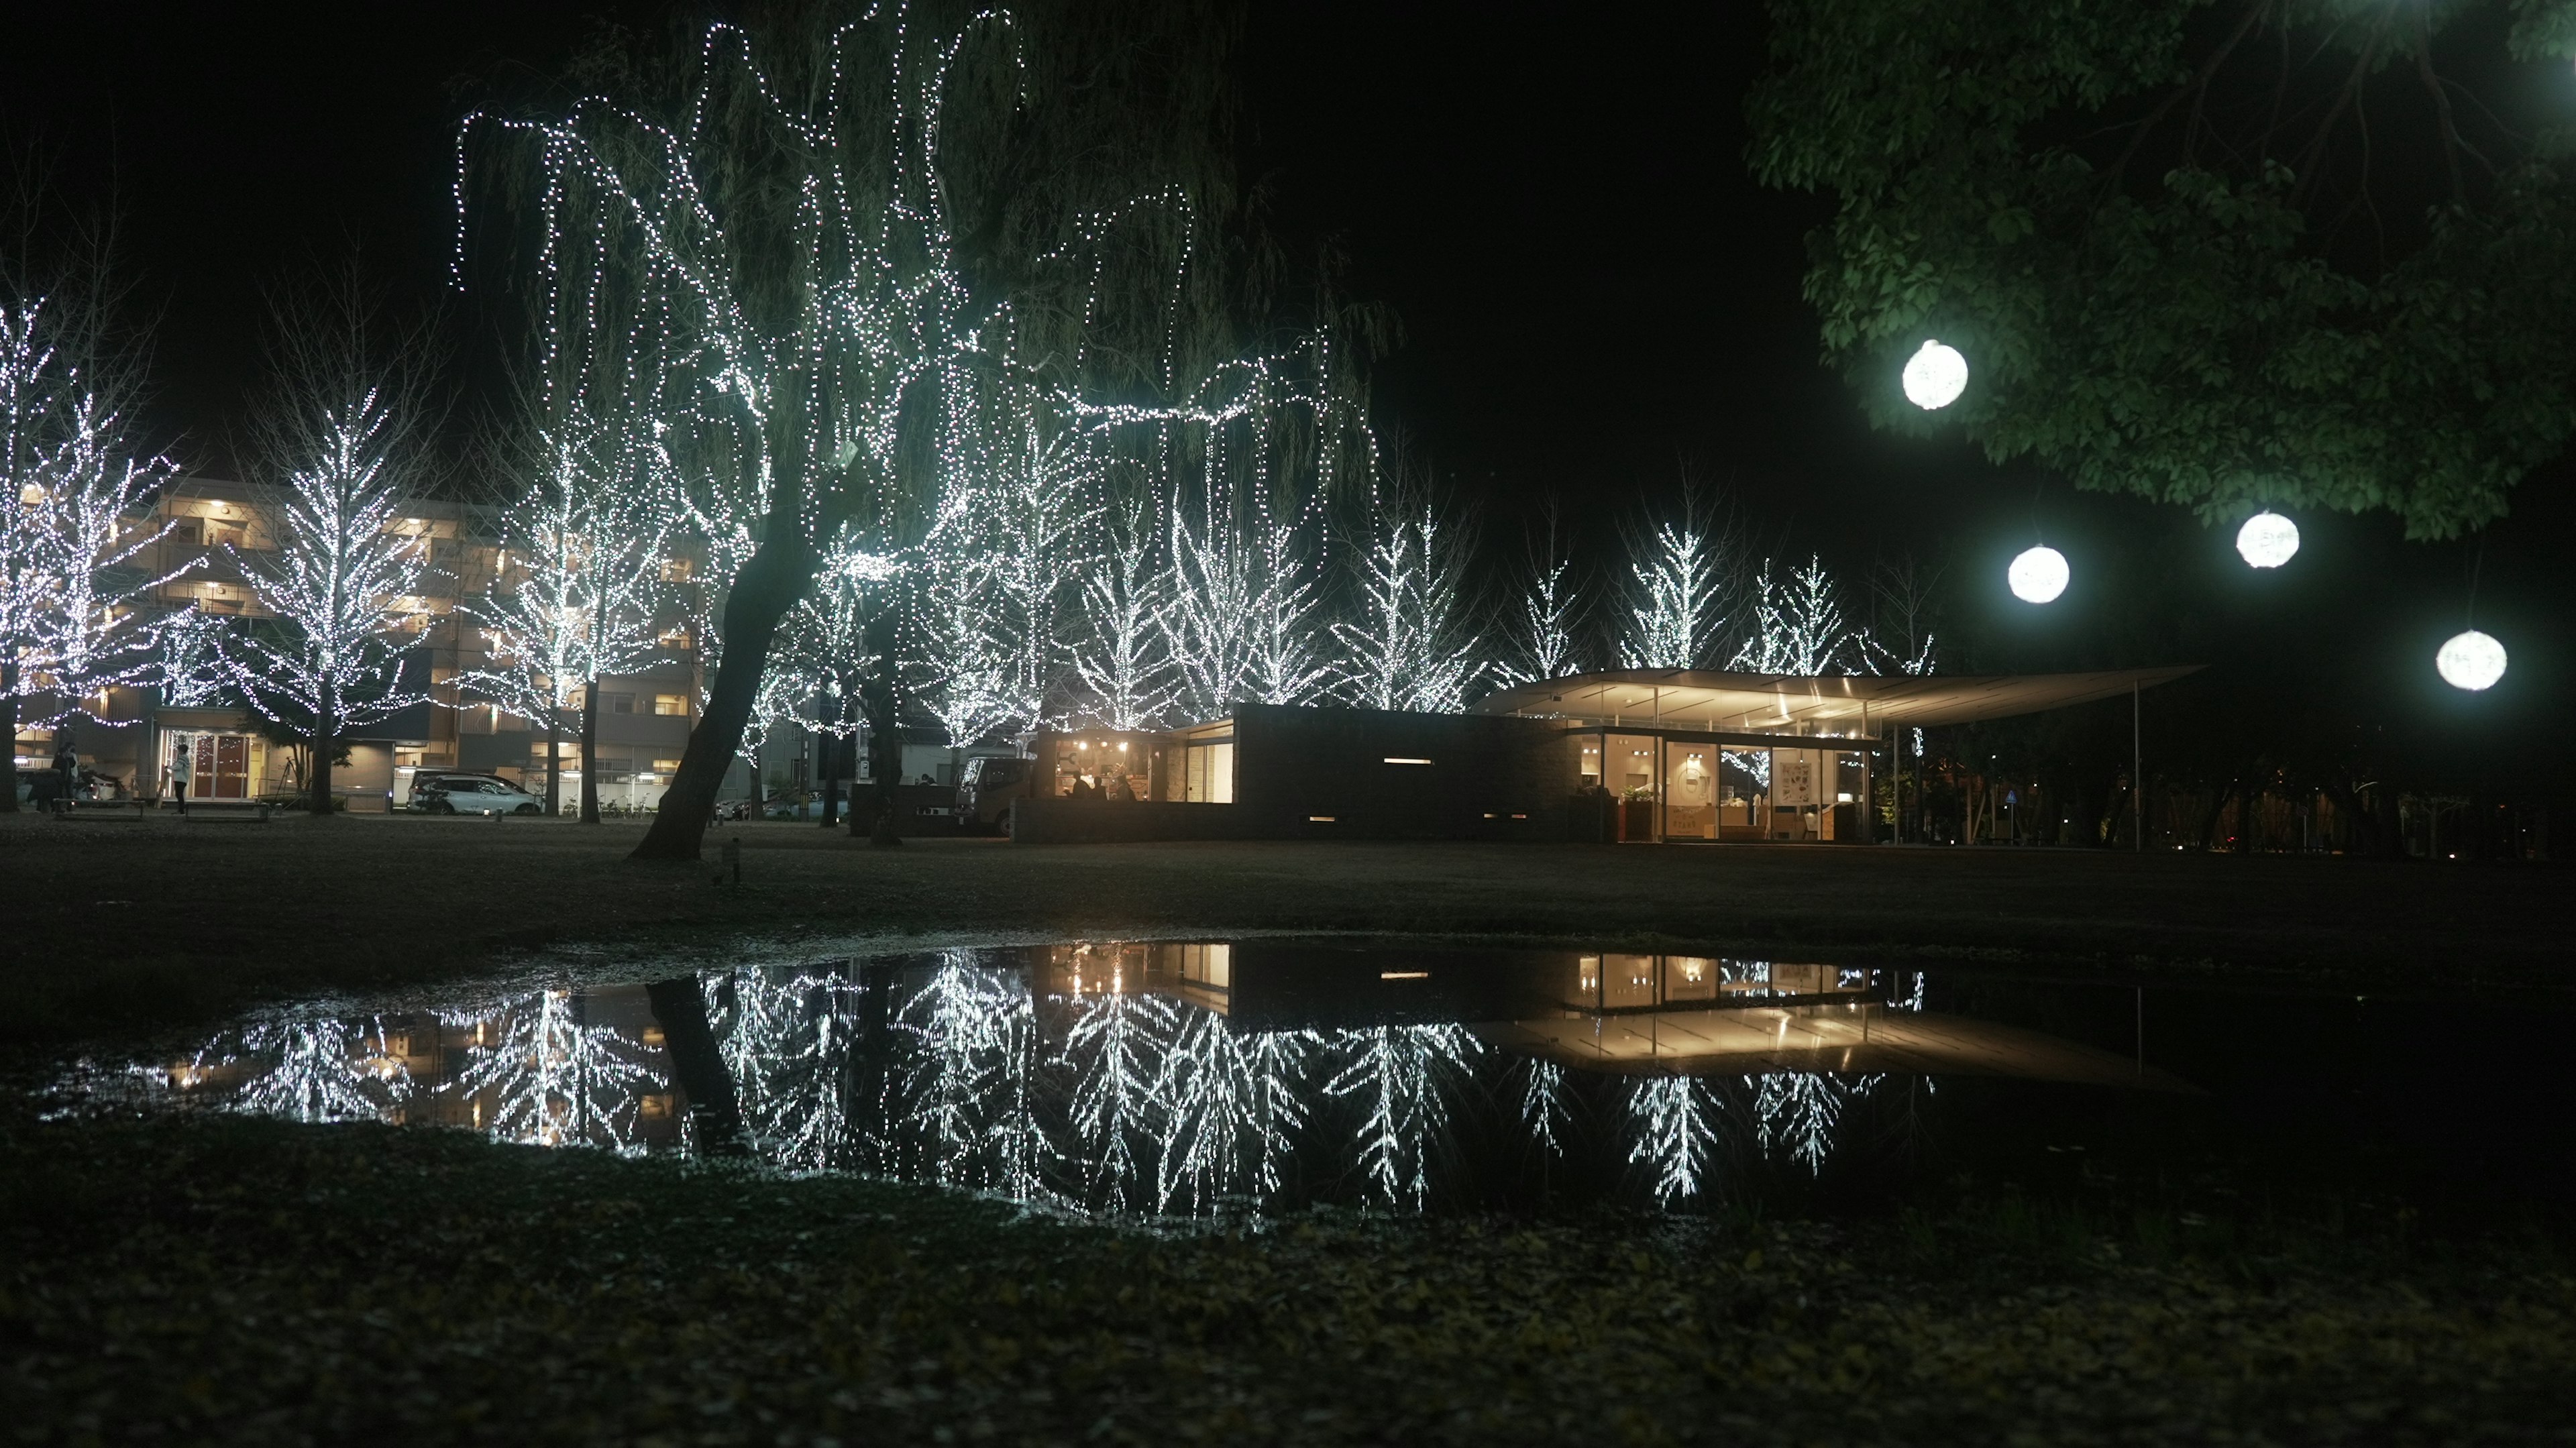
[7,814,2573,1443]
[6,812,2570,1050]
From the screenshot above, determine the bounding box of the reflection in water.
[446,991,660,1149]
[1327,1024,1483,1209]
[112,944,2184,1220]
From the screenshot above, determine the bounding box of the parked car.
[956,754,1034,834]
[413,775,546,816]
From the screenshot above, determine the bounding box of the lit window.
[651,694,689,717]
[652,758,682,773]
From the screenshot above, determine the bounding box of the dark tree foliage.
[1748,0,2576,539]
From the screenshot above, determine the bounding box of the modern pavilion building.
[1008,665,2196,844]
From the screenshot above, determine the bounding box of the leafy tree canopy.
[1749,0,2576,539]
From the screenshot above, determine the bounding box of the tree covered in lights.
[1332,491,1481,712]
[462,1,1269,856]
[1495,509,1583,687]
[223,279,439,816]
[1621,504,1737,671]
[461,400,672,819]
[0,290,189,796]
[1749,0,2576,539]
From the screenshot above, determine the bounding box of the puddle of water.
[62,941,2576,1221]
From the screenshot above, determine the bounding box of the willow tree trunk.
[853,605,902,845]
[580,684,602,824]
[630,531,814,861]
[643,975,748,1155]
[545,708,562,816]
[309,702,336,816]
[0,663,17,814]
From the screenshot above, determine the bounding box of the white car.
[418,777,547,816]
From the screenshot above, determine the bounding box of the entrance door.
[193,735,250,799]
[1606,734,1658,840]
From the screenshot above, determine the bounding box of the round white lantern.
[1901,339,1969,410]
[2007,545,2069,604]
[2435,630,2507,691]
[2234,511,2300,569]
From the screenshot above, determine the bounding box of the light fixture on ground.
[2436,630,2507,691]
[1901,340,1968,410]
[2235,511,2300,569]
[2007,545,2069,604]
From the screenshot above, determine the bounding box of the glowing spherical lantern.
[2234,511,2300,569]
[2007,545,2069,604]
[2435,630,2506,691]
[1901,339,1969,410]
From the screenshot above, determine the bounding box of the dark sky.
[6,1,2567,747]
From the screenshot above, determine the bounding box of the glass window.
[1665,745,1716,840]
[651,694,688,716]
[1183,740,1235,803]
[1601,953,1657,1009]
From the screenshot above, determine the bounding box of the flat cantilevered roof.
[1469,665,2200,732]
[1472,1001,2196,1091]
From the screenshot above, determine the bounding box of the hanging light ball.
[2435,630,2507,691]
[2234,511,2300,569]
[1901,339,1969,410]
[2007,545,2069,604]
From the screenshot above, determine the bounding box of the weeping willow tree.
[459,0,1292,858]
[1750,0,2576,539]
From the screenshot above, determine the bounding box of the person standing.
[168,738,192,816]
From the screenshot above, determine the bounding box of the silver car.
[417,777,547,816]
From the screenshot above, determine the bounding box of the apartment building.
[14,476,724,812]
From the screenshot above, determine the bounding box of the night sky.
[7,1,2569,770]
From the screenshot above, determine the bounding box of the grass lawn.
[6,812,2571,1442]
[9,1104,2573,1446]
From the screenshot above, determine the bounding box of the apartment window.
[605,692,637,715]
[652,758,682,773]
[657,625,694,650]
[651,693,689,717]
[659,557,694,582]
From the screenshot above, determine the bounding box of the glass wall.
[1664,744,1717,840]
[1606,733,1659,840]
[1718,745,1770,840]
[1182,739,1234,803]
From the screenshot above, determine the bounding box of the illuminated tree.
[461,406,670,818]
[1733,554,1862,675]
[154,604,229,708]
[225,280,437,816]
[1620,498,1737,670]
[1332,496,1481,712]
[1073,494,1178,730]
[0,295,188,785]
[1495,508,1582,686]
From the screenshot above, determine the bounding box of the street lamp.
[2008,545,2069,604]
[2234,511,2300,569]
[1901,340,1968,410]
[2436,630,2506,691]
